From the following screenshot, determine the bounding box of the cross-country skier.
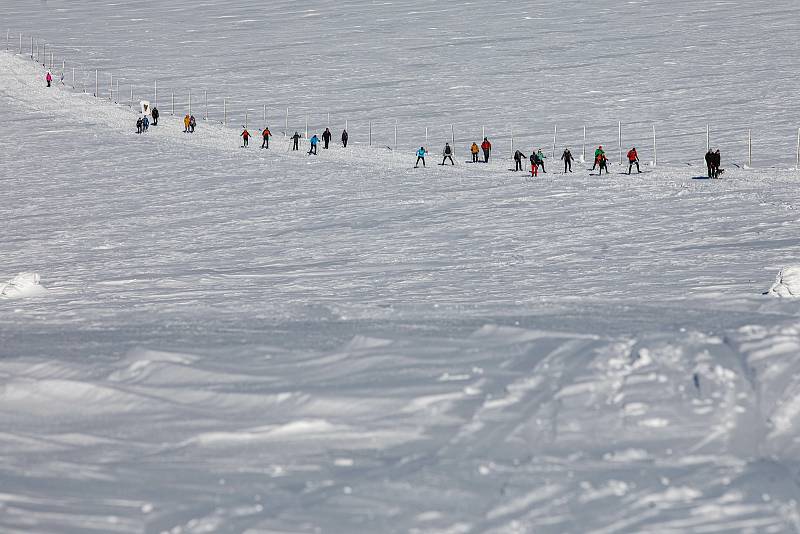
[536,149,547,173]
[184,115,190,133]
[261,127,272,149]
[592,145,605,170]
[241,128,250,147]
[704,149,714,178]
[441,143,454,165]
[45,71,52,87]
[189,115,196,133]
[322,128,332,149]
[481,138,492,163]
[529,153,539,177]
[471,142,480,162]
[627,147,641,174]
[561,148,574,172]
[415,146,427,168]
[136,117,143,134]
[151,107,159,126]
[513,150,526,171]
[597,152,609,176]
[291,132,301,151]
[712,149,721,178]
[308,134,319,155]
[341,129,349,148]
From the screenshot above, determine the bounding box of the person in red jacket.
[627,147,641,174]
[481,137,492,163]
[241,128,250,148]
[261,127,272,149]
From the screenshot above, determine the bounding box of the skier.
[415,146,427,168]
[151,107,159,126]
[45,71,52,87]
[142,115,149,132]
[189,115,196,133]
[308,134,319,155]
[470,142,480,163]
[627,147,641,174]
[592,145,605,170]
[241,128,250,147]
[561,148,574,173]
[441,143,454,165]
[341,129,349,148]
[322,128,332,149]
[136,117,143,134]
[481,137,492,163]
[704,149,714,178]
[291,131,301,151]
[597,152,609,176]
[712,149,722,178]
[529,153,539,177]
[261,126,272,149]
[513,149,526,171]
[183,115,191,133]
[536,149,547,173]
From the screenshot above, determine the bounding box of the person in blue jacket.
[415,146,427,168]
[308,134,319,155]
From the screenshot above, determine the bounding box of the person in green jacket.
[591,145,605,170]
[536,149,547,173]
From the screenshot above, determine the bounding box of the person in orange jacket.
[261,127,272,149]
[241,128,250,147]
[481,138,492,163]
[470,142,480,163]
[627,147,641,174]
[183,115,190,133]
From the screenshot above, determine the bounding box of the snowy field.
[3,1,800,533]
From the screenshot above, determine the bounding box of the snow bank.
[0,272,46,299]
[764,266,800,297]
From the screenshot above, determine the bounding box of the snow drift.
[764,266,800,298]
[0,272,46,299]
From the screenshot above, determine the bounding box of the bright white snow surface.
[2,11,800,534]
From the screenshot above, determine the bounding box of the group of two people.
[704,149,723,178]
[183,114,197,133]
[589,145,641,176]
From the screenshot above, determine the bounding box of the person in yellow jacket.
[183,115,190,133]
[470,142,479,163]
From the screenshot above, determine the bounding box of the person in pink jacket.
[45,71,52,87]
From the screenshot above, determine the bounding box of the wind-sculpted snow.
[3,44,800,533]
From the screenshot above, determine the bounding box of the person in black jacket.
[705,149,714,178]
[711,149,721,178]
[341,129,349,148]
[513,150,526,171]
[561,148,573,173]
[322,128,332,149]
[441,143,454,165]
[151,107,159,126]
[291,131,301,151]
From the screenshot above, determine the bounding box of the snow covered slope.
[2,12,800,534]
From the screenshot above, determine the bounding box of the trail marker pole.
[72,67,75,88]
[618,121,622,164]
[369,120,372,147]
[394,119,398,152]
[28,35,31,57]
[204,90,208,120]
[285,107,289,137]
[582,125,586,163]
[552,124,557,158]
[327,112,330,126]
[511,128,514,155]
[482,125,485,140]
[224,98,227,126]
[706,124,710,152]
[263,104,266,125]
[110,73,113,101]
[130,85,133,108]
[652,124,657,167]
[425,126,428,147]
[61,59,65,77]
[796,128,799,170]
[188,88,192,116]
[451,124,455,146]
[6,30,8,51]
[95,69,98,97]
[305,114,308,139]
[154,80,158,109]
[171,92,175,115]
[42,43,45,65]
[245,109,248,130]
[748,129,752,168]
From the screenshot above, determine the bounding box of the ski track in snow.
[2,35,800,534]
